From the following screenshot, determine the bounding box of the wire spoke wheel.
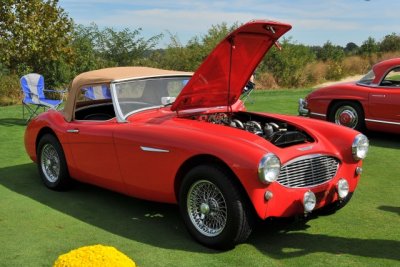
[180,165,253,249]
[37,133,71,190]
[187,180,227,237]
[40,143,61,183]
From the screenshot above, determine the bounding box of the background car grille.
[277,155,339,188]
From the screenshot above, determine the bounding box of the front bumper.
[298,98,309,116]
[252,161,362,219]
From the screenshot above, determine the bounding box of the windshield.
[358,69,375,85]
[113,76,190,118]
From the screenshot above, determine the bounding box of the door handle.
[67,129,79,133]
[371,94,386,98]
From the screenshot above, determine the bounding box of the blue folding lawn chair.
[20,73,65,122]
[83,85,111,100]
[241,80,255,104]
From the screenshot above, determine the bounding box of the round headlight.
[303,191,316,213]
[258,153,281,184]
[352,134,369,160]
[337,178,349,199]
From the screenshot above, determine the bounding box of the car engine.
[188,112,313,147]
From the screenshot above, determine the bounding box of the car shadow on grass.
[378,205,400,216]
[249,219,400,261]
[366,131,400,149]
[0,163,214,253]
[0,118,27,126]
[1,163,399,260]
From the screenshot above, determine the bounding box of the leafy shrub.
[378,51,400,62]
[326,61,344,80]
[260,38,316,88]
[303,61,327,85]
[342,56,370,75]
[256,72,279,89]
[0,74,21,106]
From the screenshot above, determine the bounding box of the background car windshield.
[114,77,189,117]
[358,69,375,85]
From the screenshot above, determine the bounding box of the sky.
[58,0,400,48]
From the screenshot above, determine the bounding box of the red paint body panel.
[304,58,400,133]
[25,107,362,219]
[25,20,364,222]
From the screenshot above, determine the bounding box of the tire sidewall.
[179,165,246,249]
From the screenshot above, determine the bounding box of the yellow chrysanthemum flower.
[53,244,136,267]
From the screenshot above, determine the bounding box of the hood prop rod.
[227,36,235,116]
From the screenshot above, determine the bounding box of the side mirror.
[161,96,176,105]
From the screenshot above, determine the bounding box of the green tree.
[70,23,104,73]
[95,26,162,66]
[260,38,316,87]
[0,0,73,86]
[317,41,345,62]
[344,42,359,55]
[359,37,379,56]
[67,23,163,75]
[158,22,239,71]
[379,33,400,52]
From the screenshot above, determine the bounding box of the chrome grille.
[278,155,339,188]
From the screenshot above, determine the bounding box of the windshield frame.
[357,69,376,86]
[110,75,192,122]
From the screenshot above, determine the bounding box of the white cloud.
[59,0,400,46]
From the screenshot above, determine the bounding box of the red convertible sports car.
[25,20,369,249]
[299,58,400,133]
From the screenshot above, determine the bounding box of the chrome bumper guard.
[298,98,309,116]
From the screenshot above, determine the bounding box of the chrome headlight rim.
[337,178,349,199]
[303,190,316,213]
[352,133,369,160]
[258,153,281,184]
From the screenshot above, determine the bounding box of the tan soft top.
[63,66,192,121]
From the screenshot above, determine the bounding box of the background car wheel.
[179,165,253,250]
[37,134,71,190]
[329,101,365,131]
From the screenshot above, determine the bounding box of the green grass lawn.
[0,89,399,266]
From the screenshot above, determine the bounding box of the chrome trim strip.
[284,154,328,165]
[124,105,163,118]
[112,74,192,84]
[365,118,400,126]
[140,146,170,153]
[310,112,326,118]
[66,129,79,133]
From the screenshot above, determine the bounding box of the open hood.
[171,20,292,111]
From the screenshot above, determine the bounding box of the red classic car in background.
[299,58,400,133]
[24,20,369,249]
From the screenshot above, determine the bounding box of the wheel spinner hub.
[339,110,356,125]
[335,106,358,128]
[187,180,227,237]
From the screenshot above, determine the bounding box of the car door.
[368,67,400,123]
[65,85,125,193]
[112,120,180,203]
[66,120,126,192]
